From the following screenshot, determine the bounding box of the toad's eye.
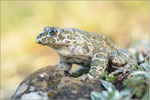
[48,28,58,36]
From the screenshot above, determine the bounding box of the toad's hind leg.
[88,53,108,79]
[108,49,138,76]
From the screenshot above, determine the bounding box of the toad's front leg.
[80,52,108,79]
[56,59,72,72]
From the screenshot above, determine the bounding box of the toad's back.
[62,28,118,56]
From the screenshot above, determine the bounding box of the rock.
[12,65,103,100]
[52,77,102,99]
[12,66,64,100]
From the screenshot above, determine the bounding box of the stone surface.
[52,77,102,99]
[12,65,103,100]
[12,66,64,100]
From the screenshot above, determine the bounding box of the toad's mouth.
[36,39,43,44]
[36,39,47,45]
[36,38,70,46]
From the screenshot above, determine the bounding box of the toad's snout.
[36,39,42,44]
[36,33,43,44]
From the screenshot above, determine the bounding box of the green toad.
[36,26,137,79]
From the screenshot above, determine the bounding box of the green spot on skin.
[101,48,108,53]
[42,38,46,42]
[82,42,88,45]
[48,37,55,43]
[37,32,47,39]
[120,55,128,62]
[99,62,105,67]
[97,36,104,41]
[91,59,101,66]
[81,32,85,34]
[82,46,90,54]
[86,34,91,39]
[41,32,47,37]
[66,30,71,34]
[75,34,80,38]
[58,34,65,41]
[76,43,81,46]
[92,46,100,54]
[89,68,97,78]
[92,36,96,40]
[83,37,89,42]
[67,35,73,40]
[96,54,105,59]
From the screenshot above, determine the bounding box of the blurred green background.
[1,1,149,99]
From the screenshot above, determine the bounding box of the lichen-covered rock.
[12,66,64,100]
[52,77,102,99]
[12,65,103,100]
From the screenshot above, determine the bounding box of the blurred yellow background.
[1,1,149,99]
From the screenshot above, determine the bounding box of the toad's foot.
[109,65,134,77]
[79,73,94,80]
[108,49,137,72]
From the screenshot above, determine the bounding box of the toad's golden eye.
[48,28,58,36]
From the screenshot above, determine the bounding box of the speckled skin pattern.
[36,26,136,79]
